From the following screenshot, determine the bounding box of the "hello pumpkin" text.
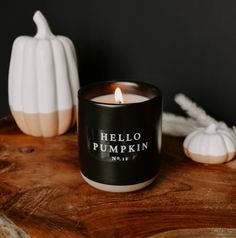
[92,132,148,154]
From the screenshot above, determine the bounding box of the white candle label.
[89,130,149,162]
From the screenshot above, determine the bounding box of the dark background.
[1,0,235,125]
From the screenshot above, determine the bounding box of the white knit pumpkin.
[8,11,79,137]
[183,124,236,164]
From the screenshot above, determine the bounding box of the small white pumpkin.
[183,124,236,164]
[8,11,79,137]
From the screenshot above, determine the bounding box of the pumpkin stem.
[205,124,217,134]
[33,11,54,39]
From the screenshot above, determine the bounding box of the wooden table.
[0,117,235,238]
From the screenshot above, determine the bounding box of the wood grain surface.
[0,117,235,238]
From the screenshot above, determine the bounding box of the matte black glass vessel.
[78,81,162,192]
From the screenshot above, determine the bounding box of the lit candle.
[92,87,149,104]
[78,81,162,192]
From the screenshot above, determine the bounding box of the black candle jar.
[78,81,162,192]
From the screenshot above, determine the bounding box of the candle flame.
[114,87,124,104]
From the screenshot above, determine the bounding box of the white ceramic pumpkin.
[183,124,236,164]
[8,11,79,137]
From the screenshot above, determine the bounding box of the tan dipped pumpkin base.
[11,106,77,137]
[184,148,235,164]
